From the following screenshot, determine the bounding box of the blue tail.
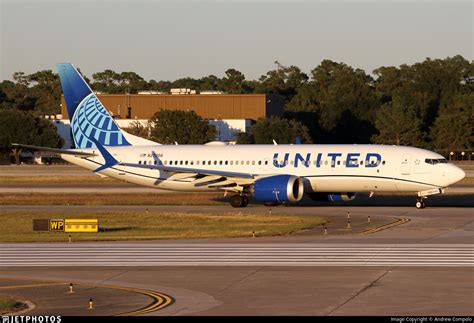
[57,63,130,148]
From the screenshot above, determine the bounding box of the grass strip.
[0,211,326,242]
[0,193,224,205]
[0,175,119,184]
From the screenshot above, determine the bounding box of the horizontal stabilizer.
[11,143,96,157]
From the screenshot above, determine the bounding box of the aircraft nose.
[444,165,465,185]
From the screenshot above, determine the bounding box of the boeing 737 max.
[13,64,466,209]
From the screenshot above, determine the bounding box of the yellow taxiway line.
[361,218,411,235]
[0,278,174,316]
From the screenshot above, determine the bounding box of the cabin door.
[401,154,411,175]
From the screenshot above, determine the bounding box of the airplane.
[13,63,466,209]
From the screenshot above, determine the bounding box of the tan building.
[60,94,283,120]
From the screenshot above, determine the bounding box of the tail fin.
[57,63,131,148]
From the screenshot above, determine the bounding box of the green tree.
[199,75,220,91]
[293,60,379,143]
[91,69,121,93]
[0,109,63,163]
[372,97,424,146]
[374,56,473,136]
[27,70,62,116]
[118,71,147,93]
[430,93,473,153]
[256,62,308,103]
[149,110,216,144]
[148,79,172,93]
[0,80,37,111]
[218,68,247,93]
[91,70,147,93]
[122,120,151,139]
[236,116,312,144]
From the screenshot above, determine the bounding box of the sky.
[1,0,472,81]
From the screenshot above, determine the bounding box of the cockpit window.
[425,158,448,165]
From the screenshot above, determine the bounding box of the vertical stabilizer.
[57,63,131,148]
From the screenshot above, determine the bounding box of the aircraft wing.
[89,138,259,191]
[120,162,255,178]
[120,162,257,190]
[11,143,97,157]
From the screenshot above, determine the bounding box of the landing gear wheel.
[242,196,249,207]
[416,199,426,209]
[230,195,245,208]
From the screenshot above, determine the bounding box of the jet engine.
[253,175,304,203]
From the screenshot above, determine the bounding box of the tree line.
[0,55,472,156]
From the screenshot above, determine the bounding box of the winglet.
[90,137,119,172]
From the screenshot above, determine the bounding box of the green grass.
[0,295,17,312]
[0,211,327,242]
[0,193,225,205]
[0,175,120,184]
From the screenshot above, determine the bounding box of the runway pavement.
[1,243,472,267]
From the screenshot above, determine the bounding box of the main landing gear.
[415,197,426,209]
[230,195,249,208]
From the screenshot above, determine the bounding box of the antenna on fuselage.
[273,139,278,146]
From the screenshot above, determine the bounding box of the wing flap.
[167,173,199,181]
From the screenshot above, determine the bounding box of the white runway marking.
[1,244,472,267]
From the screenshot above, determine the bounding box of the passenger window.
[265,161,268,165]
[225,161,228,165]
[382,161,386,165]
[138,161,142,164]
[185,161,188,165]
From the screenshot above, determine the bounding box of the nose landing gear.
[415,197,426,209]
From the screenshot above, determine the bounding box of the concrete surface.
[1,206,473,316]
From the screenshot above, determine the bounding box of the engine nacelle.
[308,193,356,202]
[253,175,304,203]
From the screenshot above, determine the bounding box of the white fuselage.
[61,144,465,195]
